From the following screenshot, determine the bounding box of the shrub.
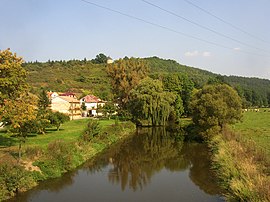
[81,119,101,142]
[0,164,37,200]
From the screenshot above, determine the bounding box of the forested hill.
[23,56,270,107]
[223,76,270,107]
[145,56,215,87]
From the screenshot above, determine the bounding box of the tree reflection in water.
[87,127,222,195]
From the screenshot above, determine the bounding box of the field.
[210,110,270,201]
[0,118,116,163]
[0,118,115,148]
[233,110,270,155]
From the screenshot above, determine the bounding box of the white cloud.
[202,51,211,57]
[184,50,199,57]
[233,47,241,51]
[184,50,211,57]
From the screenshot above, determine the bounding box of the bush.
[0,164,37,200]
[81,119,101,142]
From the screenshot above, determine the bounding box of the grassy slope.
[0,119,136,201]
[233,111,270,155]
[209,111,270,201]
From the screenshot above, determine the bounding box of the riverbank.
[0,119,136,201]
[209,111,270,201]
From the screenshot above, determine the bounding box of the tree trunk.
[18,139,22,164]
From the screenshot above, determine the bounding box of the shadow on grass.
[45,128,64,133]
[0,135,17,148]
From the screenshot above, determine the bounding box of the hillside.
[23,60,112,99]
[23,56,270,106]
[145,56,215,87]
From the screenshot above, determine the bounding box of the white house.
[80,95,105,116]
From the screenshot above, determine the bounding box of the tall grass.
[233,111,270,156]
[209,127,270,201]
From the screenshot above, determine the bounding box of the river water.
[10,127,224,202]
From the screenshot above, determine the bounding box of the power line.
[183,0,270,44]
[141,0,270,54]
[80,0,270,58]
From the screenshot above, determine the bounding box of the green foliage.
[23,56,270,108]
[48,111,70,131]
[33,89,52,134]
[38,89,50,110]
[2,93,38,160]
[102,101,117,119]
[82,119,101,142]
[0,164,37,200]
[145,56,215,88]
[23,59,111,100]
[91,53,109,64]
[190,84,242,140]
[81,102,87,111]
[222,75,270,107]
[129,77,176,126]
[161,73,193,116]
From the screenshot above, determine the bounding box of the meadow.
[210,110,270,201]
[233,110,270,156]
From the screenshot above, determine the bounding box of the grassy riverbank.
[0,119,136,201]
[209,111,270,201]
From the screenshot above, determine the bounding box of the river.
[9,127,224,202]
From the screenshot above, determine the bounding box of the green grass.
[233,110,270,155]
[0,118,115,149]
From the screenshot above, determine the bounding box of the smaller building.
[107,57,113,64]
[80,95,105,116]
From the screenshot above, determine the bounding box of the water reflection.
[9,127,223,202]
[86,127,222,195]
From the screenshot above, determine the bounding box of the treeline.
[145,57,270,107]
[23,54,270,107]
[222,75,270,107]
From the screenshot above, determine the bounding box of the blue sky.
[1,0,270,79]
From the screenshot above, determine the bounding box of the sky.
[1,0,270,79]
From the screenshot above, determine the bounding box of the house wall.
[51,97,80,115]
[51,97,70,114]
[85,102,97,110]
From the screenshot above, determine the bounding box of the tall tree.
[129,77,176,126]
[91,53,109,64]
[0,49,37,162]
[2,93,37,161]
[162,73,193,117]
[0,49,27,104]
[107,58,149,107]
[190,84,242,140]
[48,111,70,131]
[35,89,51,134]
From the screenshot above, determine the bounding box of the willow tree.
[106,58,149,107]
[129,77,176,126]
